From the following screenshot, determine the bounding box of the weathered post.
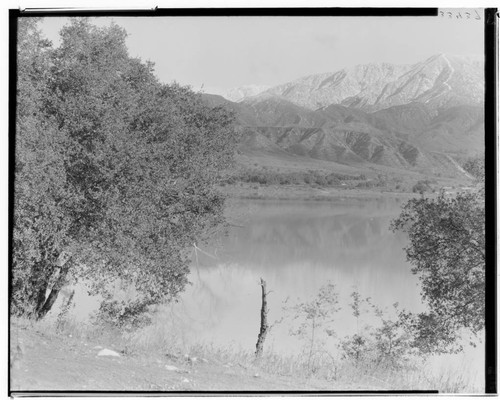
[255,277,269,358]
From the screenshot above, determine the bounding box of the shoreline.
[218,183,421,202]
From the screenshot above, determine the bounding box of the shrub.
[412,180,432,194]
[95,299,152,331]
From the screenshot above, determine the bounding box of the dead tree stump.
[255,277,269,358]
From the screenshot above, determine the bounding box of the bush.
[412,180,432,194]
[356,181,375,189]
[95,299,152,331]
[326,174,340,185]
[339,294,416,368]
[462,155,484,181]
[314,175,328,186]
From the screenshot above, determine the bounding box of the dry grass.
[11,315,484,393]
[122,317,484,392]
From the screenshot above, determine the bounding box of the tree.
[391,189,485,352]
[462,155,485,182]
[13,18,238,320]
[13,17,74,318]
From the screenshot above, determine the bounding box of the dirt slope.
[10,324,351,393]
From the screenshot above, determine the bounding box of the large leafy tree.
[13,18,237,319]
[391,185,485,352]
[13,17,73,318]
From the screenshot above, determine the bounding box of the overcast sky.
[38,13,484,95]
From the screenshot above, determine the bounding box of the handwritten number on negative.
[439,10,481,20]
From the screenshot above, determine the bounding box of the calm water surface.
[173,197,426,354]
[46,196,485,387]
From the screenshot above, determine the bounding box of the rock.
[253,373,260,378]
[184,354,198,363]
[200,358,209,363]
[182,378,190,383]
[165,365,179,371]
[176,369,190,374]
[97,349,120,357]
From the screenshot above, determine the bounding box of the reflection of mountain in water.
[176,199,425,353]
[220,198,409,272]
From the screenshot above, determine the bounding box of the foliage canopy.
[391,188,485,352]
[13,18,237,319]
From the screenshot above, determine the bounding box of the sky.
[37,12,484,96]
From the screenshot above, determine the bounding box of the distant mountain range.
[224,84,271,102]
[205,54,484,178]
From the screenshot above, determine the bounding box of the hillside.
[203,54,483,181]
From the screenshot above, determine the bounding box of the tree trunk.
[255,277,269,358]
[33,275,50,317]
[26,260,51,318]
[36,265,70,320]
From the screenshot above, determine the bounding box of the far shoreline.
[218,183,437,202]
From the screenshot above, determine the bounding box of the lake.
[49,195,484,388]
[168,197,426,355]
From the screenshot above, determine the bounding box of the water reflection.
[174,198,426,354]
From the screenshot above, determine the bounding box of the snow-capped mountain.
[224,84,271,102]
[204,54,484,178]
[243,54,483,111]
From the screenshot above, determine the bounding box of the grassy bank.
[10,317,483,393]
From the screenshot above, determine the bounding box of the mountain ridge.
[224,84,271,102]
[228,54,483,112]
[202,54,484,179]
